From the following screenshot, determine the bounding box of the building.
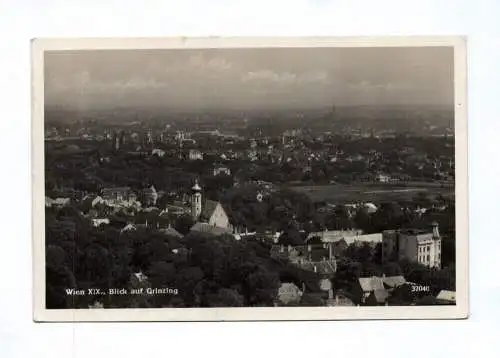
[112,131,125,151]
[46,197,71,208]
[190,222,233,237]
[189,180,232,234]
[101,187,139,208]
[212,166,231,177]
[141,185,158,207]
[354,275,406,305]
[382,222,441,268]
[328,291,356,307]
[91,218,110,227]
[80,195,105,212]
[162,204,190,217]
[152,148,165,157]
[188,149,203,161]
[375,173,391,183]
[436,290,456,304]
[306,229,382,257]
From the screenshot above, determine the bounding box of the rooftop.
[436,290,456,302]
[190,222,232,236]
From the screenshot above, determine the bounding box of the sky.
[44,46,454,111]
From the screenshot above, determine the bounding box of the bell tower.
[431,221,440,239]
[191,179,202,221]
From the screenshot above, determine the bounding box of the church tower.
[191,179,202,221]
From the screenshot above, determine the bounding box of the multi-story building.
[101,187,138,208]
[382,222,441,268]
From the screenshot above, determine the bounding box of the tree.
[383,262,403,276]
[207,288,245,307]
[416,295,438,306]
[388,284,414,305]
[276,282,303,306]
[299,293,324,306]
[174,214,194,235]
[278,228,304,246]
[354,209,375,233]
[243,263,280,306]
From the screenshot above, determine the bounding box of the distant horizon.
[45,102,454,114]
[45,47,454,113]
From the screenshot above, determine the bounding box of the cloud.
[348,80,414,93]
[241,70,329,85]
[46,72,170,95]
[188,54,233,72]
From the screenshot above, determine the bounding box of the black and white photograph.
[32,37,468,321]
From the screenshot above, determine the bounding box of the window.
[427,255,430,261]
[427,246,430,252]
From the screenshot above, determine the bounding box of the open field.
[290,182,454,204]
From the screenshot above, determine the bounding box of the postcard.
[32,36,468,321]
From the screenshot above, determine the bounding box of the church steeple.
[191,179,202,221]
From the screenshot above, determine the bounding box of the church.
[189,179,233,236]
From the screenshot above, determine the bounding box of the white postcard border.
[32,36,468,322]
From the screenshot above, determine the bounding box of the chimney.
[314,265,317,273]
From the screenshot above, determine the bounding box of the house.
[101,187,135,206]
[80,195,105,213]
[152,148,165,157]
[188,149,203,160]
[357,276,385,303]
[297,260,337,279]
[200,200,231,229]
[366,289,390,306]
[436,290,456,304]
[141,185,158,207]
[306,229,382,256]
[54,197,71,208]
[306,229,363,243]
[162,204,190,217]
[376,173,391,183]
[212,166,231,176]
[363,202,378,214]
[120,223,137,233]
[91,218,110,227]
[382,222,441,268]
[45,197,54,208]
[354,275,406,304]
[46,197,71,208]
[382,275,406,290]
